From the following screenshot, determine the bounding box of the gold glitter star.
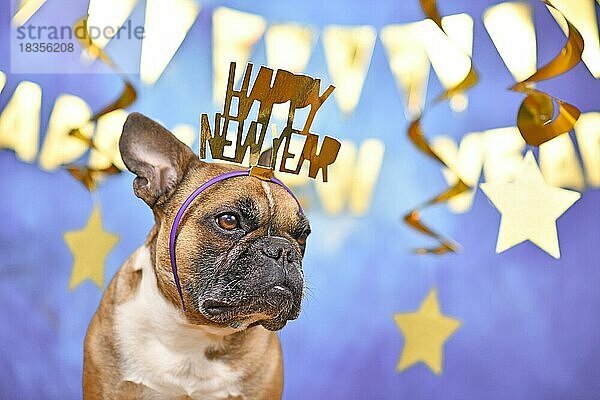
[394,288,461,375]
[480,151,580,259]
[64,205,119,290]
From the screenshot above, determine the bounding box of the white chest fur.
[115,247,242,400]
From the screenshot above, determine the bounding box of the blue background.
[1,0,599,399]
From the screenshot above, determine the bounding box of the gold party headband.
[200,62,341,182]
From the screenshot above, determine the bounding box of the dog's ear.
[258,147,272,167]
[119,112,196,207]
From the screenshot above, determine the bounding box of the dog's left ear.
[119,112,196,207]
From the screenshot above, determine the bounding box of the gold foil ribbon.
[66,15,137,191]
[419,0,442,29]
[510,1,583,146]
[403,0,478,255]
[66,164,121,191]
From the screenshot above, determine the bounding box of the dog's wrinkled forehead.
[174,164,305,232]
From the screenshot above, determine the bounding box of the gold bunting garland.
[510,1,584,146]
[403,0,478,255]
[66,15,138,191]
[6,4,584,206]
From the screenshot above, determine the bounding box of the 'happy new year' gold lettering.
[200,62,340,181]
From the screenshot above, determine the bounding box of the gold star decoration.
[480,151,580,259]
[64,205,119,290]
[394,288,461,375]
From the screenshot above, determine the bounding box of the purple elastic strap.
[168,170,302,311]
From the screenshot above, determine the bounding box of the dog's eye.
[216,214,239,230]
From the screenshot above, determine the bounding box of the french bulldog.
[83,113,309,399]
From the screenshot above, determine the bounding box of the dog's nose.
[262,237,295,263]
[263,246,283,261]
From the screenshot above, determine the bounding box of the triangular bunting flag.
[441,14,474,58]
[0,81,42,163]
[539,133,585,190]
[86,0,139,51]
[380,21,430,117]
[547,0,600,78]
[12,0,47,27]
[140,0,200,85]
[574,113,600,187]
[322,25,376,115]
[314,139,384,216]
[38,95,93,171]
[483,2,537,82]
[88,109,129,171]
[266,23,316,73]
[212,7,266,103]
[420,13,474,111]
[431,132,484,213]
[266,23,316,119]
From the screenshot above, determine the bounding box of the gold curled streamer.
[403,0,478,255]
[66,15,138,191]
[66,165,121,191]
[419,0,442,29]
[67,128,121,188]
[510,1,583,146]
